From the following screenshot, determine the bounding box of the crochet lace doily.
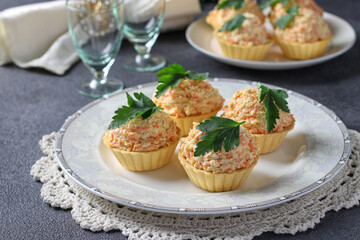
[30,130,360,240]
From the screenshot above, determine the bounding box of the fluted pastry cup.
[215,32,274,61]
[275,36,332,60]
[178,152,259,192]
[172,109,221,137]
[252,121,295,154]
[104,134,179,171]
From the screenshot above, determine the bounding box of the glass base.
[122,54,166,72]
[78,78,124,98]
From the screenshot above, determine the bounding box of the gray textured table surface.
[1,0,359,239]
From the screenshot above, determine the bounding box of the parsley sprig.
[108,92,162,129]
[219,13,246,32]
[155,63,209,98]
[194,117,245,157]
[260,0,290,10]
[257,83,290,133]
[217,0,245,10]
[274,6,298,29]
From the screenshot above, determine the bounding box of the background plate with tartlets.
[185,13,356,70]
[55,79,351,214]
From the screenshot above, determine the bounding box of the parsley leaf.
[108,92,162,129]
[155,63,209,98]
[219,13,246,32]
[194,116,245,157]
[259,0,289,10]
[257,83,290,133]
[274,5,298,29]
[187,70,208,80]
[217,0,245,10]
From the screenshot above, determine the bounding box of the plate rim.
[185,12,356,70]
[55,79,351,215]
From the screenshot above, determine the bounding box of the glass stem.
[89,69,108,89]
[86,58,115,89]
[134,44,152,64]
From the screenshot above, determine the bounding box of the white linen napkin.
[0,0,201,75]
[164,0,202,31]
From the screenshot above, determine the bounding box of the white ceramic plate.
[55,79,351,214]
[185,13,356,70]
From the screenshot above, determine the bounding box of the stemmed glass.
[66,0,124,98]
[122,0,166,72]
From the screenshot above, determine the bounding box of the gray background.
[1,0,359,239]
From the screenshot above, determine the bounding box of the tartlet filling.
[274,8,331,43]
[269,0,323,23]
[104,111,180,152]
[180,123,259,173]
[222,88,295,134]
[207,0,265,28]
[217,13,271,46]
[153,79,224,118]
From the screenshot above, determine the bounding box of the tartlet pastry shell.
[172,109,220,137]
[178,152,259,192]
[252,121,295,154]
[215,33,274,61]
[275,36,332,60]
[104,135,179,171]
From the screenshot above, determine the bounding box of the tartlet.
[273,7,332,60]
[222,87,295,154]
[153,79,224,136]
[215,13,274,61]
[178,122,259,192]
[103,110,181,171]
[206,0,265,30]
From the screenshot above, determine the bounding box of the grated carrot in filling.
[217,13,271,46]
[180,123,259,173]
[269,0,323,23]
[104,111,180,152]
[222,88,295,134]
[153,79,224,118]
[207,0,265,29]
[273,7,331,43]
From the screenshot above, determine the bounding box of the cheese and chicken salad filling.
[269,0,323,23]
[217,13,271,46]
[222,88,295,134]
[207,0,265,29]
[180,123,259,173]
[274,8,331,43]
[104,111,180,152]
[153,79,225,118]
[294,0,323,14]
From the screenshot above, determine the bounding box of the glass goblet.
[66,0,124,98]
[122,0,166,72]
